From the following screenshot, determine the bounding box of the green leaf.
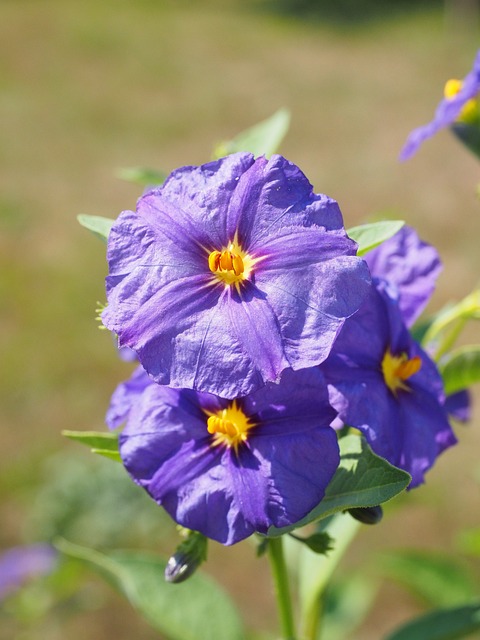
[290,531,334,555]
[422,290,480,358]
[385,602,480,640]
[440,345,480,395]
[268,434,410,536]
[213,108,290,159]
[116,167,167,187]
[77,214,115,242]
[347,220,405,256]
[380,550,475,608]
[62,430,120,462]
[56,539,246,640]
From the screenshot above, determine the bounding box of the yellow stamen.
[382,350,422,396]
[205,400,256,454]
[207,239,252,287]
[443,78,478,122]
[208,250,221,272]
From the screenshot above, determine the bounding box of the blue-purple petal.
[105,365,151,430]
[365,225,442,326]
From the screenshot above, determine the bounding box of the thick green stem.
[268,536,297,640]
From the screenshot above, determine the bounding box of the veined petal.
[243,366,337,437]
[250,428,340,529]
[231,155,344,249]
[256,225,357,271]
[365,225,442,326]
[256,256,371,369]
[160,152,257,245]
[103,271,217,348]
[227,282,289,385]
[106,208,203,279]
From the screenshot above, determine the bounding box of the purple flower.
[0,544,58,600]
[102,153,371,398]
[365,225,442,327]
[321,281,457,488]
[400,50,480,160]
[116,366,340,545]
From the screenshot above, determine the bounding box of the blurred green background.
[1,1,480,638]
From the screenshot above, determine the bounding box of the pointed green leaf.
[385,602,480,640]
[440,345,480,395]
[268,435,410,536]
[90,448,122,462]
[56,539,246,640]
[213,108,290,159]
[62,430,120,461]
[116,167,167,187]
[290,531,333,555]
[77,214,115,242]
[422,290,480,357]
[347,220,405,256]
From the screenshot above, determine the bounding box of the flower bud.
[347,505,383,525]
[164,531,208,584]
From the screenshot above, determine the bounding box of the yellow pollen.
[207,240,253,286]
[205,400,255,453]
[443,78,478,122]
[382,350,422,396]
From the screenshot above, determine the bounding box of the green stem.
[268,536,297,640]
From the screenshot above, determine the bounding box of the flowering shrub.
[53,52,480,640]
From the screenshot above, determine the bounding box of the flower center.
[206,400,256,453]
[381,350,422,396]
[207,240,253,286]
[444,78,478,123]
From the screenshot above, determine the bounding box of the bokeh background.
[1,1,480,638]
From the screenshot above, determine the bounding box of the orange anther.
[208,251,221,273]
[220,250,234,271]
[232,253,244,276]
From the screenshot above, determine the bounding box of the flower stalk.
[268,536,297,640]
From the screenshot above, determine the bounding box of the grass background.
[1,1,480,638]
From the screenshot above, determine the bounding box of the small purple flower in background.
[365,225,442,327]
[400,50,480,160]
[0,544,58,600]
[114,367,339,545]
[321,282,457,488]
[102,152,371,398]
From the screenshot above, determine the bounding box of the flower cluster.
[104,153,457,544]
